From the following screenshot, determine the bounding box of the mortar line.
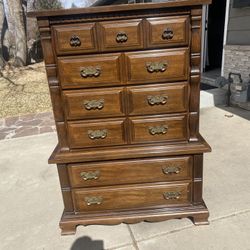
[135,208,250,243]
[127,225,140,250]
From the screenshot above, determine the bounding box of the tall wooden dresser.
[30,0,212,235]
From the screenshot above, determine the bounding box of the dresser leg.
[60,223,77,235]
[191,213,209,226]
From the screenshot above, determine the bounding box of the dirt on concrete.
[0,62,51,118]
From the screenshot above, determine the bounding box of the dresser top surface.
[28,0,211,18]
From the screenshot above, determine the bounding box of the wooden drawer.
[146,16,190,48]
[72,182,191,212]
[99,19,143,51]
[52,23,98,55]
[125,48,189,84]
[67,118,126,149]
[127,83,188,116]
[130,115,188,144]
[68,156,192,188]
[58,53,122,89]
[63,87,125,120]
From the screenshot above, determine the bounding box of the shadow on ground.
[71,236,104,250]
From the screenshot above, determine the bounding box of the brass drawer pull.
[80,66,101,78]
[80,170,100,181]
[70,35,81,47]
[163,191,181,200]
[162,166,181,175]
[84,196,103,206]
[147,95,168,105]
[84,99,104,110]
[88,129,108,140]
[149,125,168,135]
[116,32,128,43]
[162,28,174,40]
[146,61,168,73]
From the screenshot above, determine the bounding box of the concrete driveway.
[1,106,250,250]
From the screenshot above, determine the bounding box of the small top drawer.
[99,19,143,52]
[52,23,98,55]
[146,16,190,48]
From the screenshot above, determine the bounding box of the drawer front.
[58,54,122,89]
[127,83,188,116]
[68,156,192,188]
[130,115,188,144]
[146,16,190,48]
[67,118,126,148]
[63,87,125,120]
[73,182,191,212]
[99,19,143,51]
[125,48,189,84]
[52,23,98,55]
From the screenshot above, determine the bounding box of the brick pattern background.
[223,45,250,82]
[0,112,56,140]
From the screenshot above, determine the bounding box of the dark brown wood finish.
[72,182,191,212]
[68,156,192,188]
[31,0,211,235]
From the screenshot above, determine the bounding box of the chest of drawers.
[30,0,211,235]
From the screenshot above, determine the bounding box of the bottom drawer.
[72,182,191,212]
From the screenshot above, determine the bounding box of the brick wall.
[223,45,250,81]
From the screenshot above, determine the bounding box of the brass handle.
[88,129,107,140]
[84,196,103,206]
[147,95,168,105]
[162,166,181,175]
[163,191,181,200]
[162,28,174,40]
[116,32,128,43]
[149,125,168,135]
[80,170,100,181]
[146,61,168,73]
[70,35,81,47]
[84,99,104,110]
[80,66,101,78]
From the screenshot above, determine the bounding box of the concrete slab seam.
[134,209,250,243]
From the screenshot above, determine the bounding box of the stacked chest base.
[32,0,211,235]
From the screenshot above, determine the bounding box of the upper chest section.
[49,7,191,56]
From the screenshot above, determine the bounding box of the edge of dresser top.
[28,0,212,18]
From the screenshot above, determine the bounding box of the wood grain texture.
[58,53,123,89]
[98,19,144,52]
[63,87,125,120]
[52,23,98,55]
[67,118,127,148]
[68,156,193,188]
[33,1,211,235]
[72,182,191,212]
[127,82,188,116]
[125,48,189,84]
[145,15,190,48]
[130,114,188,144]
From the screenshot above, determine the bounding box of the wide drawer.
[58,53,122,89]
[130,115,188,144]
[127,82,188,116]
[73,182,191,212]
[125,48,189,84]
[68,156,192,188]
[99,19,143,51]
[67,118,126,149]
[145,16,190,48]
[52,23,98,55]
[63,87,125,120]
